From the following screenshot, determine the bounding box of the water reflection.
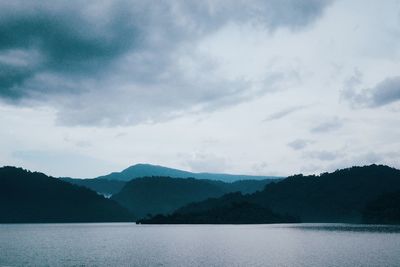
[284,223,400,233]
[1,223,400,267]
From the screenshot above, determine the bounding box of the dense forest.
[2,164,400,224]
[140,165,400,224]
[60,177,126,197]
[0,167,133,223]
[362,190,400,224]
[111,177,275,218]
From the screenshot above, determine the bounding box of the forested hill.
[140,165,400,224]
[0,167,133,223]
[250,164,400,222]
[61,175,277,198]
[111,176,276,218]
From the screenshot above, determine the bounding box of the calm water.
[1,223,400,267]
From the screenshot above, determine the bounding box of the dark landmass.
[223,179,278,194]
[140,165,400,224]
[138,198,299,224]
[61,175,275,199]
[0,167,133,223]
[249,164,400,223]
[95,163,280,182]
[111,176,276,218]
[363,190,400,224]
[2,164,400,225]
[111,176,226,218]
[60,177,126,197]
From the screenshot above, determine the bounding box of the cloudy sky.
[1,0,400,178]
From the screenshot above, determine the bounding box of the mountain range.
[2,164,400,224]
[139,165,400,224]
[61,164,279,218]
[110,176,276,218]
[93,163,279,182]
[61,163,279,198]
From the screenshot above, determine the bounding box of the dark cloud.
[0,1,137,98]
[0,0,333,126]
[343,75,400,108]
[369,77,400,107]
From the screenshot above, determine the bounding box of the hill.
[138,199,299,224]
[0,167,133,223]
[141,165,400,224]
[250,164,400,223]
[111,176,251,218]
[362,190,400,224]
[60,178,126,197]
[61,176,274,199]
[96,163,279,182]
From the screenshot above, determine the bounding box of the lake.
[1,223,400,266]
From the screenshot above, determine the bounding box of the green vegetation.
[140,165,400,224]
[60,177,126,197]
[363,190,400,224]
[111,177,275,218]
[0,167,133,223]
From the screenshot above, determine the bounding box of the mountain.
[111,176,226,218]
[111,176,276,218]
[141,165,400,224]
[60,178,126,197]
[61,174,274,199]
[0,167,133,223]
[96,163,280,182]
[362,190,400,224]
[250,164,400,223]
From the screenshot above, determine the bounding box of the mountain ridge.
[110,176,277,218]
[139,164,400,224]
[95,163,281,182]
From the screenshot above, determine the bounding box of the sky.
[0,0,400,178]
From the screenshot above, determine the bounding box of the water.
[1,223,400,267]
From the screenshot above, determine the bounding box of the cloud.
[311,117,342,133]
[305,150,340,161]
[343,75,400,108]
[0,0,332,126]
[288,139,312,150]
[183,152,229,173]
[263,105,307,121]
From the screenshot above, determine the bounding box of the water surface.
[1,223,400,266]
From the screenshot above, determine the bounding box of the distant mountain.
[96,163,280,182]
[60,178,126,197]
[0,167,133,223]
[111,176,225,218]
[362,190,400,224]
[111,176,276,218]
[62,174,274,199]
[141,165,400,224]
